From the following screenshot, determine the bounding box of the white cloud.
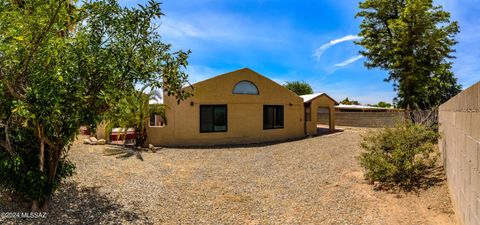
[313,35,362,59]
[333,55,364,67]
[159,13,290,45]
[160,18,204,38]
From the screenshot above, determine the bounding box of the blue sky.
[121,0,479,105]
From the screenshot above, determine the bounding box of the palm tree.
[105,84,167,147]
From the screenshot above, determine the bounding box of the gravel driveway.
[1,128,456,224]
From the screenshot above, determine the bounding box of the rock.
[373,181,382,191]
[83,139,91,145]
[149,144,155,150]
[97,139,106,145]
[89,136,98,142]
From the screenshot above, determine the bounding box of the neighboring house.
[147,68,337,146]
[335,104,401,112]
[300,93,337,135]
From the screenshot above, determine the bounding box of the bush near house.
[359,122,439,189]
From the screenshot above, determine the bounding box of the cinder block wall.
[439,81,480,225]
[318,111,404,128]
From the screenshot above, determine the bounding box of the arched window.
[232,80,259,95]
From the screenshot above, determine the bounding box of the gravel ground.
[1,128,457,224]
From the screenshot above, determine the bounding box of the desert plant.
[358,122,439,189]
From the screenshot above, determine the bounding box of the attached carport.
[300,93,338,136]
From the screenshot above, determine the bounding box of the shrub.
[0,127,75,202]
[358,122,439,189]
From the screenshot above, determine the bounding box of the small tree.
[375,101,393,108]
[284,81,313,95]
[0,0,191,210]
[105,85,167,147]
[340,97,361,105]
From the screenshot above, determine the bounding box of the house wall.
[439,81,480,225]
[147,68,306,146]
[305,96,336,135]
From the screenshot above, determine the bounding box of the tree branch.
[22,1,63,78]
[0,119,16,156]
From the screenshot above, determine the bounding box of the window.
[232,80,259,95]
[200,105,227,132]
[263,105,284,129]
[149,114,165,127]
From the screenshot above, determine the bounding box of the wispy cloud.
[185,65,228,84]
[160,18,204,38]
[333,55,364,67]
[313,35,362,59]
[159,13,290,45]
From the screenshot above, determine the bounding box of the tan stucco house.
[147,68,337,146]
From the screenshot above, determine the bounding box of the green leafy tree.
[340,97,361,105]
[356,0,461,109]
[284,81,313,95]
[0,0,191,210]
[375,101,393,108]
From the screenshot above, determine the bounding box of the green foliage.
[283,81,313,95]
[356,0,461,109]
[374,101,393,108]
[0,0,191,208]
[105,85,167,147]
[359,122,439,188]
[340,97,360,105]
[0,126,75,201]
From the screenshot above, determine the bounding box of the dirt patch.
[0,128,457,224]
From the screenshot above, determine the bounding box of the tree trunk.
[32,126,46,212]
[39,145,61,211]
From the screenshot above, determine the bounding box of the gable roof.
[300,93,338,105]
[191,68,274,86]
[190,67,302,99]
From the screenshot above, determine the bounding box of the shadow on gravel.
[0,182,152,225]
[103,145,144,161]
[163,130,345,150]
[416,166,447,190]
[376,166,447,193]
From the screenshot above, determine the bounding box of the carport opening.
[317,107,331,135]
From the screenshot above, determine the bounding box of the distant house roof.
[149,99,163,105]
[336,104,402,111]
[299,93,339,105]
